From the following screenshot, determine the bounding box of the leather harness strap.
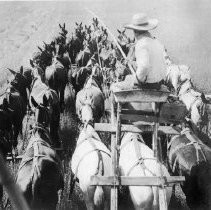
[169,131,207,173]
[18,127,51,180]
[74,148,110,180]
[70,136,110,194]
[126,156,157,177]
[120,134,157,177]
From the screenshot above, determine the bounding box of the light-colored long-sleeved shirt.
[135,32,167,83]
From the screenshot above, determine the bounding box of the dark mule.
[45,57,68,112]
[30,76,61,148]
[67,35,82,64]
[1,67,29,151]
[71,67,92,96]
[0,98,14,157]
[16,95,64,210]
[168,127,211,209]
[0,99,14,204]
[76,66,104,123]
[75,47,92,67]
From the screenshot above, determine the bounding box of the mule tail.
[94,157,104,208]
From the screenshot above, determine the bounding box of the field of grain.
[1,0,211,209]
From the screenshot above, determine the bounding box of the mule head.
[31,95,52,129]
[80,99,94,127]
[91,65,103,87]
[77,119,101,145]
[7,67,29,91]
[166,64,191,94]
[120,132,144,147]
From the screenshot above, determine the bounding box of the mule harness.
[120,134,157,177]
[168,130,207,173]
[18,125,51,181]
[70,133,110,195]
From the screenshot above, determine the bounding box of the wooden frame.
[93,90,185,210]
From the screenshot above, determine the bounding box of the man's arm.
[135,43,150,83]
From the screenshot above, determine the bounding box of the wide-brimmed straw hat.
[124,13,158,31]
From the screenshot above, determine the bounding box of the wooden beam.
[90,176,185,186]
[6,156,23,161]
[110,93,118,210]
[95,123,143,133]
[94,123,180,135]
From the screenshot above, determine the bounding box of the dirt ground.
[1,1,211,92]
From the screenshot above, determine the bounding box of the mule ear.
[43,41,47,48]
[19,66,23,75]
[59,23,62,29]
[30,59,34,67]
[7,68,16,75]
[38,46,43,52]
[117,29,121,34]
[63,23,65,28]
[2,98,9,111]
[42,94,48,107]
[31,96,39,108]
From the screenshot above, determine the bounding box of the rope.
[85,8,136,75]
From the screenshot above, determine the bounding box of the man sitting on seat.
[111,13,168,91]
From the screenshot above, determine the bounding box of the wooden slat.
[120,114,183,124]
[90,176,185,186]
[121,109,154,116]
[159,189,168,210]
[110,93,118,210]
[113,89,170,103]
[94,123,180,135]
[159,126,180,135]
[95,123,142,133]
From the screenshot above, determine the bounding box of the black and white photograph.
[0,0,211,209]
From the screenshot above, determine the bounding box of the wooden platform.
[113,89,170,103]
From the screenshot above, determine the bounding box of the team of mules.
[1,19,211,210]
